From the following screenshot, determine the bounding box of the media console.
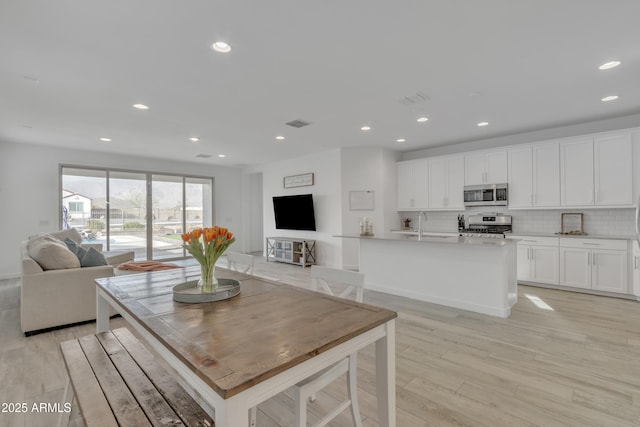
[265,237,316,267]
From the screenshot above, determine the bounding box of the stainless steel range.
[459,213,512,239]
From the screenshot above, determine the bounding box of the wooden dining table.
[95,266,397,427]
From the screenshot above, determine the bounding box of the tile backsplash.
[398,207,636,237]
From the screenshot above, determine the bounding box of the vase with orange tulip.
[181,226,235,293]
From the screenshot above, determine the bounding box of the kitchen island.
[339,234,518,317]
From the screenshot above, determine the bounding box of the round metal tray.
[172,278,240,303]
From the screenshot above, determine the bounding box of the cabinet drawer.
[559,238,628,251]
[511,236,559,246]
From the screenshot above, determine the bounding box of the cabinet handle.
[583,243,601,246]
[587,253,590,265]
[592,253,595,265]
[530,248,534,260]
[635,256,638,270]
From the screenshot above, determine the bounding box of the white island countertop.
[337,233,517,247]
[338,233,518,318]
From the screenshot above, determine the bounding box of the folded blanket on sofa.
[118,261,183,271]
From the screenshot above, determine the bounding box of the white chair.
[227,251,254,274]
[249,265,364,427]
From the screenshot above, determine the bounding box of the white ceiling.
[1,0,639,167]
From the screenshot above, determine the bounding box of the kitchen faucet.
[417,211,427,240]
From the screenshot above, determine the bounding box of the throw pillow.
[28,235,81,270]
[64,237,87,261]
[80,247,109,267]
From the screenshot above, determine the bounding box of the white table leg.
[214,396,248,427]
[376,319,396,427]
[96,289,110,333]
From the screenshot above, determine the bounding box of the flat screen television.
[273,194,316,231]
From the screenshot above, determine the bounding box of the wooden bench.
[59,327,214,427]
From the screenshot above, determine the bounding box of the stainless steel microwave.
[463,183,508,206]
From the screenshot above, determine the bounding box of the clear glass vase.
[198,262,218,293]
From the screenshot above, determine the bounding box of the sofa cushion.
[49,229,83,245]
[80,247,109,267]
[28,235,81,270]
[64,237,88,260]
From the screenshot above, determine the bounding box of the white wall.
[0,141,245,278]
[262,149,343,267]
[340,148,398,269]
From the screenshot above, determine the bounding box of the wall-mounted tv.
[273,194,316,231]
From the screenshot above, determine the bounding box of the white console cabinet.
[265,237,316,267]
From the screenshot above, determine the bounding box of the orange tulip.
[218,227,228,236]
[192,229,203,240]
[226,232,233,240]
[181,233,190,242]
[203,228,214,243]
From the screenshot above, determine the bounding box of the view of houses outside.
[61,167,213,260]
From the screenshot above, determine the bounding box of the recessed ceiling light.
[360,126,371,131]
[599,61,621,70]
[275,135,285,140]
[132,104,149,110]
[211,41,231,53]
[417,117,429,123]
[98,137,112,142]
[189,137,200,142]
[218,154,226,158]
[601,95,619,102]
[396,138,406,143]
[477,121,489,127]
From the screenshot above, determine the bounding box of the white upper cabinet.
[507,146,534,208]
[465,150,507,185]
[428,155,464,210]
[560,133,632,207]
[396,159,429,210]
[594,133,632,206]
[533,143,561,207]
[507,143,559,208]
[560,138,595,206]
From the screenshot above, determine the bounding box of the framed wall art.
[283,173,314,188]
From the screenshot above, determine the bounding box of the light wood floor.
[2,256,640,426]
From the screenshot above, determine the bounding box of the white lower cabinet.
[632,242,640,297]
[514,237,559,285]
[559,238,628,294]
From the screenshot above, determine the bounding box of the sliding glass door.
[109,171,148,260]
[60,166,214,261]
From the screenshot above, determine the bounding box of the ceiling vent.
[398,91,430,106]
[285,119,311,128]
[196,154,212,158]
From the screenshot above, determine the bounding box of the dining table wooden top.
[95,266,397,400]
